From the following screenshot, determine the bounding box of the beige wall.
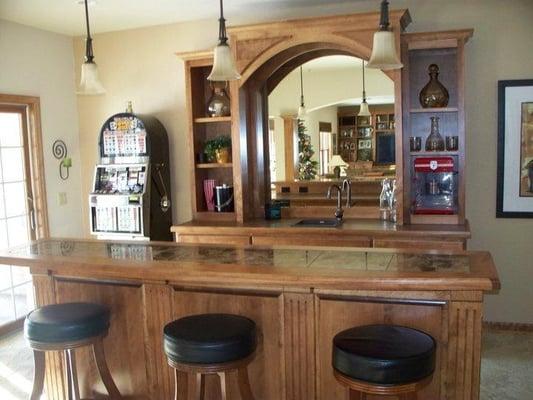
[0,20,83,237]
[73,0,533,323]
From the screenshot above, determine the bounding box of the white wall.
[70,0,533,323]
[0,20,83,237]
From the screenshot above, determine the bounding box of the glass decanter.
[419,64,449,108]
[425,116,445,151]
[207,82,231,117]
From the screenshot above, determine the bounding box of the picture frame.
[496,79,533,218]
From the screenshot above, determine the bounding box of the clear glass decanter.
[425,116,445,151]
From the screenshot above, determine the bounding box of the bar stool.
[332,324,436,399]
[163,313,256,400]
[24,302,122,400]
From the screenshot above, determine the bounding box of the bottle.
[379,178,390,221]
[425,116,445,151]
[419,64,449,108]
[389,179,398,223]
[126,101,133,114]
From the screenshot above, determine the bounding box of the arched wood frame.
[226,11,411,221]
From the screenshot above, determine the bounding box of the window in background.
[319,122,333,175]
[268,118,276,179]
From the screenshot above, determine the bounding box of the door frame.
[0,94,49,239]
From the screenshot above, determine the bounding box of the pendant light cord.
[299,66,305,106]
[83,0,94,62]
[379,0,390,31]
[218,0,228,45]
[362,59,367,101]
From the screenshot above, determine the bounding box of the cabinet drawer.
[177,234,250,246]
[252,234,371,248]
[373,238,465,252]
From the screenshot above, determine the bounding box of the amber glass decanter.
[419,64,449,108]
[207,82,231,117]
[425,116,445,151]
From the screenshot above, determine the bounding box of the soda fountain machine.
[89,111,172,241]
[412,156,458,215]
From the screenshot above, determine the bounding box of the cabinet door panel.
[177,233,250,245]
[316,296,445,400]
[54,280,149,398]
[173,289,284,400]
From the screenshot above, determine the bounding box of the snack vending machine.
[89,112,172,241]
[412,156,458,215]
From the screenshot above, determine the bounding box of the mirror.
[267,55,395,209]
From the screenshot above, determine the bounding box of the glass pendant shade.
[367,30,403,70]
[358,100,371,117]
[208,43,241,81]
[78,61,105,95]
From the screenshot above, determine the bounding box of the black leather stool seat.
[164,314,256,364]
[24,302,110,343]
[333,325,436,385]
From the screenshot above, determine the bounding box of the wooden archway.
[226,10,411,220]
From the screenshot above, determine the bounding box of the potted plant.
[524,159,533,192]
[204,135,232,164]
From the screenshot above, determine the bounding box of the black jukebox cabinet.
[89,113,172,241]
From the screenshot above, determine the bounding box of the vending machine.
[89,112,172,241]
[412,156,458,215]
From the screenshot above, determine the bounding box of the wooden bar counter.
[0,239,498,400]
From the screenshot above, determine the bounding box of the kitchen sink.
[292,218,343,228]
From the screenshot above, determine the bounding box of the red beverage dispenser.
[412,156,458,215]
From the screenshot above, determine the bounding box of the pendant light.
[77,0,105,95]
[297,66,307,119]
[358,60,371,117]
[208,0,241,81]
[367,0,403,70]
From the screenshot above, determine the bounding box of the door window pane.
[0,266,12,291]
[0,112,23,147]
[1,147,25,182]
[11,266,30,286]
[7,216,29,247]
[0,289,15,325]
[3,182,27,218]
[14,282,34,318]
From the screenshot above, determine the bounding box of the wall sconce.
[52,140,72,180]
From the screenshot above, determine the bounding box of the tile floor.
[0,327,531,399]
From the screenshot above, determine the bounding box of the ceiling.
[0,0,369,36]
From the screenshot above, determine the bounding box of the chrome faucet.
[327,184,344,220]
[342,179,352,208]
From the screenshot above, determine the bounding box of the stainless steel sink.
[292,218,343,228]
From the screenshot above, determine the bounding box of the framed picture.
[497,79,533,218]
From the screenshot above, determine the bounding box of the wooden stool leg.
[237,367,255,400]
[30,350,46,400]
[217,372,230,400]
[92,337,122,399]
[195,373,206,400]
[66,349,81,400]
[174,369,189,400]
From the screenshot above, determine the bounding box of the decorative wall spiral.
[52,140,71,180]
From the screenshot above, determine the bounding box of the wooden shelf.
[194,116,232,123]
[409,107,459,113]
[376,129,395,133]
[410,151,459,156]
[196,163,233,169]
[195,211,236,222]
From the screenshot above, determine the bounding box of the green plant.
[523,159,533,169]
[204,135,231,162]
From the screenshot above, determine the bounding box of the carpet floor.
[0,328,531,399]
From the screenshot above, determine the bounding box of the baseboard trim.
[483,321,533,332]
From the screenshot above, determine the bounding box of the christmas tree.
[296,119,318,180]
